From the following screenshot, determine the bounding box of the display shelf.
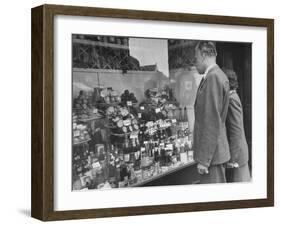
[78,115,104,122]
[97,102,121,107]
[73,138,91,146]
[157,125,172,130]
[73,107,105,113]
[110,130,139,137]
[98,101,139,107]
[130,160,196,187]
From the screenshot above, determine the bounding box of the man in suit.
[223,68,251,182]
[193,41,231,183]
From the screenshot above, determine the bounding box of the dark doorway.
[216,42,252,172]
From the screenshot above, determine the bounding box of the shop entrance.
[216,42,252,172]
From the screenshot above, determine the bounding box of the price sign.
[155,108,161,113]
[74,130,80,137]
[93,108,98,114]
[127,101,132,106]
[130,133,138,139]
[166,144,173,150]
[138,113,142,118]
[92,162,101,169]
[123,119,131,126]
[172,119,177,123]
[124,154,130,162]
[140,106,145,110]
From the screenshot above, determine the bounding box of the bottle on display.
[159,130,164,143]
[160,143,166,166]
[153,130,159,142]
[135,136,140,147]
[120,163,129,182]
[178,107,182,122]
[123,139,130,163]
[179,143,188,164]
[177,127,184,139]
[149,141,155,158]
[183,106,188,122]
[177,107,183,138]
[131,138,136,149]
[138,123,143,143]
[154,145,160,162]
[172,108,176,120]
[134,146,141,169]
[138,111,142,120]
[130,138,137,163]
[124,134,129,148]
[163,130,168,140]
[183,106,190,137]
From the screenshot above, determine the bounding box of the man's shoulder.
[207,65,228,82]
[206,66,229,88]
[204,66,230,93]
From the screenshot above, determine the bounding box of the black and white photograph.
[29,2,274,221]
[71,35,252,190]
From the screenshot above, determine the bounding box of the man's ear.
[201,52,207,60]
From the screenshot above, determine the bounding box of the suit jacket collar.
[204,63,218,79]
[194,64,219,107]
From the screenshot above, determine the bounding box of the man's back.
[193,65,230,167]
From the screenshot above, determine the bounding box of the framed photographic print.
[31,4,274,221]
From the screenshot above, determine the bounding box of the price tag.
[180,152,188,164]
[123,119,131,126]
[130,133,138,139]
[155,108,161,113]
[188,150,194,157]
[138,113,142,118]
[127,101,132,106]
[74,130,80,137]
[135,151,140,159]
[146,121,153,127]
[124,154,130,162]
[93,108,98,114]
[166,122,171,127]
[140,106,145,110]
[172,119,177,123]
[166,144,173,150]
[92,162,101,169]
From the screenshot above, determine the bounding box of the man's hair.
[196,41,217,57]
[222,68,239,90]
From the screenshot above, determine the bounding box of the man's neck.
[203,61,217,77]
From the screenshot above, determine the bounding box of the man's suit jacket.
[193,65,230,167]
[226,90,249,167]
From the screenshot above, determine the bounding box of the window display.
[72,84,194,190]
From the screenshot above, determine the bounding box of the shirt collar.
[203,63,217,78]
[229,89,236,95]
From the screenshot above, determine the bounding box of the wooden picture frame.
[31,4,274,221]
